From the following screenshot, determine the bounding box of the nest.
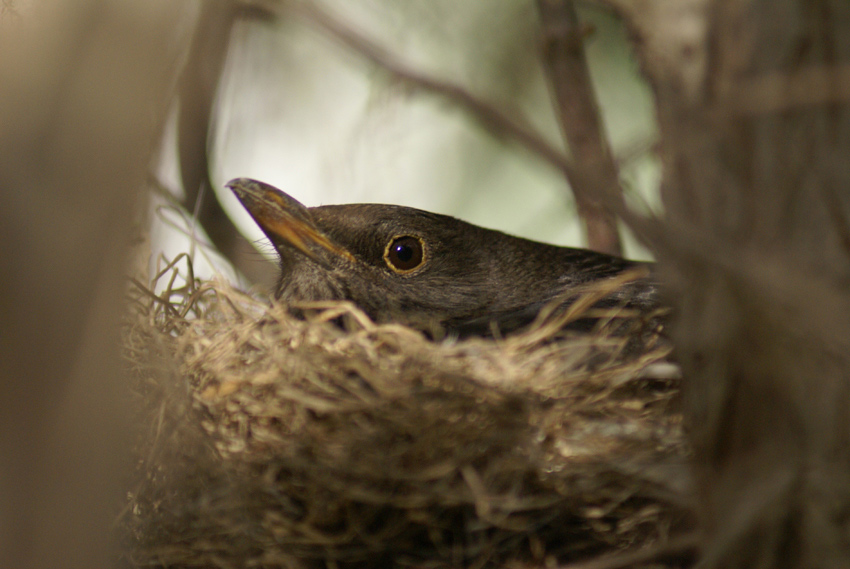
[121,260,695,569]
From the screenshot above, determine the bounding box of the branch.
[283,1,578,185]
[178,1,279,290]
[536,0,626,255]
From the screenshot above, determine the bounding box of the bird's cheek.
[276,263,344,303]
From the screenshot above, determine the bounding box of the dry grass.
[121,259,694,568]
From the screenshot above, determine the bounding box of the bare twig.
[536,0,625,255]
[284,1,578,183]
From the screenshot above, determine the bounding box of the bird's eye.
[384,235,425,273]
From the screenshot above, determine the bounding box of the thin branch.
[283,0,577,181]
[536,0,625,255]
[178,0,279,290]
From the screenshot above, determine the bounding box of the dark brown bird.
[227,178,658,337]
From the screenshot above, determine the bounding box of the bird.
[227,177,659,338]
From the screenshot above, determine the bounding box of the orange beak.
[226,178,355,266]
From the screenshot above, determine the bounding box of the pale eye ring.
[383,235,426,273]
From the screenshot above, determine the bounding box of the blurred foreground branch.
[608,0,850,567]
[0,2,192,568]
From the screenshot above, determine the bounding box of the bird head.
[227,177,652,336]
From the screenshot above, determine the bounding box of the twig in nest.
[123,270,690,568]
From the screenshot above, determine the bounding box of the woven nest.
[121,260,695,569]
